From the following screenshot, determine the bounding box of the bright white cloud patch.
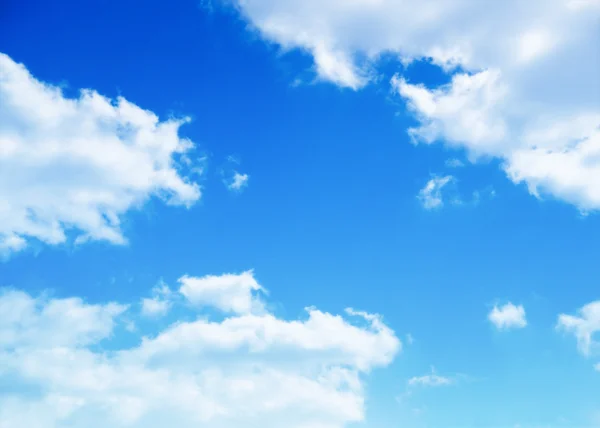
[0,53,201,254]
[227,171,249,191]
[0,271,400,428]
[227,0,600,211]
[418,175,453,209]
[178,271,264,314]
[488,303,527,330]
[557,300,600,357]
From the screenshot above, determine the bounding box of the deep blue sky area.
[1,1,599,427]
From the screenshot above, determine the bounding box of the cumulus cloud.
[557,300,600,357]
[394,73,600,212]
[418,175,453,209]
[225,0,600,211]
[488,303,527,331]
[0,271,400,428]
[0,53,201,255]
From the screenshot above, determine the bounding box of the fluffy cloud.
[0,53,201,255]
[226,0,600,210]
[557,300,600,357]
[394,73,600,212]
[488,303,527,331]
[178,271,265,314]
[0,271,400,428]
[227,172,249,191]
[418,175,453,209]
[0,288,127,348]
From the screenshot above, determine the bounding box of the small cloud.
[595,362,600,372]
[140,280,173,318]
[557,300,600,357]
[222,155,249,192]
[488,302,527,330]
[124,320,137,332]
[0,234,27,258]
[418,175,453,210]
[227,171,249,192]
[406,333,414,345]
[445,158,465,168]
[226,155,241,164]
[407,367,453,387]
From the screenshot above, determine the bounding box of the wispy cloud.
[407,367,453,387]
[557,300,600,358]
[445,158,465,168]
[418,175,454,210]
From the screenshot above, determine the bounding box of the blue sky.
[1,0,599,427]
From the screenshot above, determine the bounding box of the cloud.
[0,53,201,255]
[140,281,173,318]
[488,303,527,330]
[0,288,127,348]
[557,300,600,357]
[407,367,453,387]
[226,0,600,211]
[178,271,265,315]
[393,71,509,155]
[221,156,249,192]
[395,73,600,212]
[445,158,464,168]
[0,271,400,428]
[595,362,600,372]
[418,175,453,209]
[227,171,249,191]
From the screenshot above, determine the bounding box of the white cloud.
[557,300,600,357]
[226,0,600,211]
[141,281,173,318]
[178,270,265,315]
[227,171,249,191]
[0,53,201,254]
[0,288,127,348]
[0,271,400,428]
[393,71,508,156]
[0,234,27,257]
[595,362,600,372]
[488,303,527,331]
[418,175,453,209]
[408,367,453,387]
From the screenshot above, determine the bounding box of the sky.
[0,0,599,427]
